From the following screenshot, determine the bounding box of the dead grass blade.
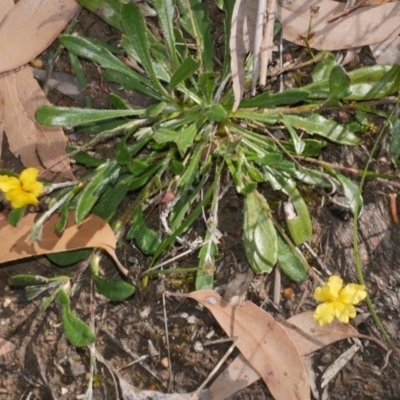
[230,0,258,111]
[0,0,79,73]
[185,290,310,400]
[0,211,127,275]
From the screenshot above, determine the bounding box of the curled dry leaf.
[209,310,366,399]
[277,0,400,51]
[0,211,128,276]
[0,0,80,73]
[185,290,310,400]
[0,67,74,180]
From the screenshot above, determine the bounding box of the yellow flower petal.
[5,189,38,208]
[20,168,43,197]
[334,303,356,324]
[313,302,336,326]
[0,168,43,208]
[313,275,343,302]
[339,283,367,305]
[0,175,20,192]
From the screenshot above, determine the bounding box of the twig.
[162,291,173,392]
[189,343,236,400]
[101,328,166,387]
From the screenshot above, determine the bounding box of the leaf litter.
[0,0,397,399]
[0,0,78,179]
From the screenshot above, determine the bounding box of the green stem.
[352,104,399,348]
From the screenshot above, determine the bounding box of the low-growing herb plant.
[4,0,400,345]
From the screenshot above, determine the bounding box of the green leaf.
[76,161,120,223]
[197,231,217,290]
[198,72,218,103]
[347,64,400,100]
[59,34,160,99]
[389,117,400,165]
[281,116,305,155]
[232,110,278,125]
[243,191,277,273]
[328,65,351,102]
[92,274,135,301]
[179,143,204,188]
[122,2,169,97]
[109,93,131,110]
[8,274,50,286]
[204,104,228,122]
[326,169,363,218]
[68,146,103,168]
[170,56,200,90]
[127,208,161,255]
[276,235,308,283]
[239,89,310,109]
[177,0,214,71]
[92,179,129,222]
[8,207,26,227]
[283,188,312,245]
[221,0,235,80]
[153,0,179,69]
[36,106,145,127]
[77,0,124,32]
[47,249,92,266]
[150,180,215,266]
[115,137,131,165]
[61,302,96,346]
[306,64,400,101]
[176,123,198,157]
[282,114,360,145]
[311,52,337,82]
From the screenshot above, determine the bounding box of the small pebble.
[2,298,11,308]
[160,357,169,369]
[193,341,203,353]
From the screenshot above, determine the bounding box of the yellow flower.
[0,168,43,209]
[313,275,367,326]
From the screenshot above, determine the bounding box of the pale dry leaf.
[0,0,80,73]
[259,0,277,87]
[0,338,16,357]
[0,67,73,180]
[208,311,364,399]
[186,290,310,400]
[277,0,400,51]
[283,311,363,355]
[230,0,259,111]
[0,211,127,275]
[370,34,400,64]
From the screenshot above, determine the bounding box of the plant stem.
[352,103,399,348]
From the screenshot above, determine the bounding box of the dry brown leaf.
[283,311,363,355]
[230,0,259,111]
[0,338,15,357]
[0,0,76,179]
[208,311,365,399]
[0,0,80,73]
[185,290,310,400]
[277,0,400,51]
[0,211,128,275]
[0,67,73,180]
